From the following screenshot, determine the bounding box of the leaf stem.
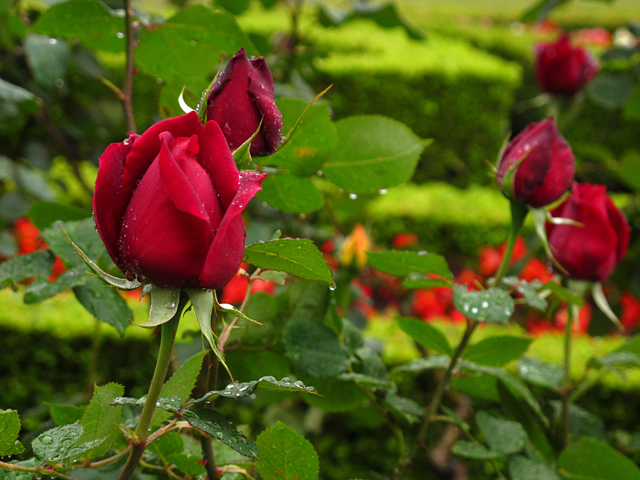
[0,461,80,480]
[116,297,184,480]
[123,0,137,134]
[397,319,478,478]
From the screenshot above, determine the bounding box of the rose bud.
[206,48,283,157]
[547,182,630,282]
[93,111,267,289]
[535,33,599,96]
[496,118,574,208]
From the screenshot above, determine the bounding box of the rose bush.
[496,118,574,208]
[547,182,630,282]
[535,33,599,96]
[206,48,283,157]
[93,111,267,289]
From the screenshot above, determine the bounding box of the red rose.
[497,118,574,208]
[535,33,599,96]
[206,48,282,157]
[546,182,630,282]
[93,112,267,289]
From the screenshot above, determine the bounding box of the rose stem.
[396,200,527,478]
[494,200,529,285]
[562,304,576,448]
[396,319,478,479]
[117,297,184,480]
[122,0,137,134]
[200,307,220,480]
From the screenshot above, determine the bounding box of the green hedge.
[240,8,522,187]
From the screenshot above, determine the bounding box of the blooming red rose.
[535,33,599,96]
[547,182,630,282]
[497,118,574,208]
[93,111,267,289]
[206,48,282,157]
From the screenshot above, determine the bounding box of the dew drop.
[156,78,163,84]
[481,301,489,309]
[348,193,358,200]
[55,79,64,88]
[48,38,58,44]
[378,189,388,195]
[471,307,478,314]
[117,32,125,38]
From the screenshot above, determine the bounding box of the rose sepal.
[592,282,624,332]
[137,287,182,327]
[531,207,569,275]
[279,84,333,150]
[198,64,223,124]
[498,150,530,202]
[184,288,236,389]
[232,119,263,166]
[216,297,265,327]
[59,225,143,290]
[178,86,195,114]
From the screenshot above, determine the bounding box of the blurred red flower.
[392,233,418,249]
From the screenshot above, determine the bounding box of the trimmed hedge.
[240,7,522,187]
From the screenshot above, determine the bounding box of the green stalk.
[117,296,184,480]
[494,200,529,285]
[397,320,478,478]
[562,304,576,448]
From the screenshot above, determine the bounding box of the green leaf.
[498,383,555,466]
[352,2,425,40]
[502,277,547,311]
[0,249,55,288]
[383,392,424,424]
[148,432,184,466]
[73,275,132,334]
[258,173,324,214]
[616,151,640,192]
[586,73,635,110]
[77,383,124,459]
[182,407,258,459]
[397,317,451,355]
[0,410,22,456]
[464,336,531,367]
[452,375,500,401]
[135,5,256,80]
[558,437,640,480]
[452,440,497,459]
[509,456,559,480]
[264,99,337,177]
[244,239,333,284]
[31,0,125,52]
[256,422,319,480]
[303,377,368,412]
[0,78,40,137]
[234,291,286,347]
[541,281,584,307]
[453,285,514,324]
[32,424,104,465]
[27,201,90,230]
[215,0,250,15]
[462,361,548,427]
[24,34,70,89]
[47,404,85,426]
[367,250,452,280]
[190,376,318,404]
[521,0,570,22]
[392,356,450,375]
[41,218,108,267]
[550,401,607,443]
[322,116,429,194]
[476,411,526,456]
[152,350,207,425]
[283,318,351,378]
[23,267,88,304]
[518,356,564,389]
